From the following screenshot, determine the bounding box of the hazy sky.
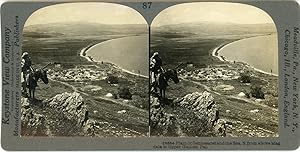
[26,2,275,27]
[152,2,274,27]
[25,3,146,26]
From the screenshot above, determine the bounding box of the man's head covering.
[153,52,159,57]
[22,52,29,58]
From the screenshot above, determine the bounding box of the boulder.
[105,93,113,98]
[21,98,48,136]
[91,87,102,92]
[21,103,45,128]
[214,119,227,137]
[255,99,262,102]
[250,109,259,113]
[177,91,218,126]
[117,110,127,114]
[238,92,246,97]
[150,96,160,107]
[45,92,88,127]
[21,97,30,109]
[151,91,226,137]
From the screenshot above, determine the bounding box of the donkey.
[25,63,52,100]
[157,69,180,101]
[27,68,49,99]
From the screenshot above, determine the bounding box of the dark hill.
[153,22,276,37]
[23,22,148,37]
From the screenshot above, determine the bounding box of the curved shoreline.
[80,43,97,62]
[79,36,148,78]
[211,35,278,77]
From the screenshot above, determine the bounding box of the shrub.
[118,87,132,100]
[113,91,118,99]
[107,74,118,84]
[239,71,251,83]
[250,85,265,99]
[245,92,251,98]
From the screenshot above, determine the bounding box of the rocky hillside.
[150,91,226,137]
[21,92,143,137]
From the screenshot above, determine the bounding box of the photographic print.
[20,3,149,137]
[2,0,300,150]
[150,2,279,137]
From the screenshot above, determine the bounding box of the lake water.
[86,35,149,76]
[219,34,278,75]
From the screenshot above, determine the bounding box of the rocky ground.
[21,92,144,137]
[150,62,278,137]
[181,62,278,109]
[150,91,226,137]
[21,62,149,137]
[179,64,240,81]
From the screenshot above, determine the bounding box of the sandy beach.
[211,35,278,77]
[79,37,149,78]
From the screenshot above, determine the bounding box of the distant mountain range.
[23,22,276,39]
[23,22,148,38]
[152,22,277,36]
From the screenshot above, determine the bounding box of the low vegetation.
[239,71,251,83]
[250,85,265,99]
[118,87,132,100]
[107,74,119,84]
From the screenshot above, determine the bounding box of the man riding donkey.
[21,52,52,99]
[150,52,181,102]
[21,52,34,96]
[150,52,164,94]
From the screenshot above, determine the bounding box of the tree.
[239,71,251,83]
[107,74,118,84]
[250,85,265,99]
[118,87,132,100]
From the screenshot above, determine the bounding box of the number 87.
[142,2,152,9]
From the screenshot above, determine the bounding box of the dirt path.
[48,78,148,135]
[50,78,147,113]
[179,77,278,136]
[180,77,277,112]
[181,78,221,95]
